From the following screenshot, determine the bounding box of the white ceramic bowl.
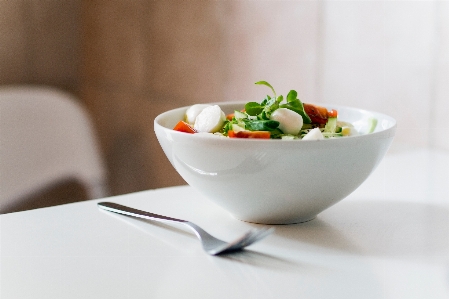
[154,102,396,224]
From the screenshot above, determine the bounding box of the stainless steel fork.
[97,202,274,255]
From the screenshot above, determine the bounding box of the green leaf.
[243,119,280,131]
[255,81,276,98]
[245,102,264,116]
[222,120,233,134]
[260,95,271,106]
[286,90,297,103]
[276,95,284,104]
[268,128,285,138]
[259,95,282,120]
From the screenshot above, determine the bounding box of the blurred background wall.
[1,0,448,207]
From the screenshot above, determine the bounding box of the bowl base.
[234,215,317,225]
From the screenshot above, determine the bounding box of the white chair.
[0,85,108,213]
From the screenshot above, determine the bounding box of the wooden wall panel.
[0,0,29,83]
[0,0,80,93]
[80,0,225,195]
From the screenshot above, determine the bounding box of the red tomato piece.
[228,130,271,139]
[226,113,234,121]
[328,109,338,118]
[303,103,329,125]
[173,120,196,134]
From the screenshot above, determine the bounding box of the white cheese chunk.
[270,108,303,135]
[185,104,211,125]
[193,105,226,133]
[302,127,324,140]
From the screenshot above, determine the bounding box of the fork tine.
[242,227,274,246]
[225,230,257,250]
[222,227,274,253]
[243,227,275,246]
[232,229,265,248]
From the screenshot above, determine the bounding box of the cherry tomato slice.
[226,113,234,121]
[328,109,338,118]
[303,103,329,124]
[173,120,196,134]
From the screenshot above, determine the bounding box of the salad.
[173,81,375,139]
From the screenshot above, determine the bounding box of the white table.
[2,148,449,299]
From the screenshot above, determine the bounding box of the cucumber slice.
[324,117,337,133]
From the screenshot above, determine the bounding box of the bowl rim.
[154,101,397,143]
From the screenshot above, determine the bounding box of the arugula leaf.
[245,102,264,116]
[261,95,283,120]
[260,95,271,106]
[243,119,280,131]
[286,90,297,102]
[255,81,277,98]
[269,128,286,138]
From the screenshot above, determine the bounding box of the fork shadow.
[98,208,197,252]
[215,249,314,272]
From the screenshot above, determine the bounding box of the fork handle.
[98,202,188,223]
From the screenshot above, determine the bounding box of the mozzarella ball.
[302,128,324,140]
[270,108,303,135]
[193,105,226,133]
[185,104,211,125]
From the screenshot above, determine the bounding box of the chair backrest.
[0,85,108,212]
